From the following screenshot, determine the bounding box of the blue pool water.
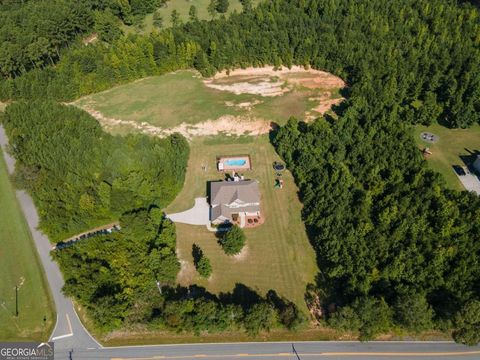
[225,159,246,166]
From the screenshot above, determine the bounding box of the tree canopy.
[1,0,479,129]
[2,101,189,241]
[219,225,245,255]
[1,0,479,342]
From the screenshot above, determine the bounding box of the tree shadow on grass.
[460,148,479,170]
[219,283,262,311]
[191,243,203,268]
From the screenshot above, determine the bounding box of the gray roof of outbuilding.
[210,180,260,206]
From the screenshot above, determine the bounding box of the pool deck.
[217,154,252,172]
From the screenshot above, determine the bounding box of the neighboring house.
[473,155,480,174]
[209,180,261,227]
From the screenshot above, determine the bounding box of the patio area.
[231,212,264,228]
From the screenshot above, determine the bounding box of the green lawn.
[123,0,261,34]
[165,135,318,312]
[73,68,338,313]
[414,123,480,191]
[75,70,341,133]
[73,66,341,333]
[76,71,248,128]
[0,149,55,341]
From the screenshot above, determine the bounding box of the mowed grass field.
[74,68,340,313]
[414,123,480,191]
[75,70,341,132]
[76,71,249,128]
[123,0,261,34]
[0,149,55,341]
[165,135,318,312]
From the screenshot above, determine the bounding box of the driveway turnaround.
[456,172,480,195]
[166,197,210,225]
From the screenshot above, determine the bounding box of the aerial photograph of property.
[0,0,480,359]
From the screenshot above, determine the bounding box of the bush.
[94,10,123,43]
[244,303,277,335]
[216,0,229,13]
[192,244,212,278]
[219,225,245,255]
[394,292,433,333]
[328,305,362,332]
[453,301,480,346]
[328,296,423,340]
[354,297,392,341]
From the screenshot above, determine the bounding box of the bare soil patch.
[312,98,344,115]
[232,245,249,261]
[0,101,8,112]
[204,79,287,97]
[224,100,263,110]
[78,66,345,138]
[176,250,197,285]
[205,66,345,121]
[206,66,345,95]
[83,106,272,139]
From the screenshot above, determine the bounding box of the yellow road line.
[320,351,480,357]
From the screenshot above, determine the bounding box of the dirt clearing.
[206,66,345,95]
[75,66,345,138]
[84,107,272,139]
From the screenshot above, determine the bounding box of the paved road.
[2,125,480,359]
[0,126,100,351]
[53,341,480,360]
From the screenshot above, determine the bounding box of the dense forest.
[2,102,189,241]
[1,0,479,128]
[1,0,480,343]
[0,0,169,78]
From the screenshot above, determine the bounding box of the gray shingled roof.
[211,204,261,222]
[210,180,260,206]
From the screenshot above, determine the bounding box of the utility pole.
[15,286,18,317]
[156,280,162,295]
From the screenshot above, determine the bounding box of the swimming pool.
[225,159,246,166]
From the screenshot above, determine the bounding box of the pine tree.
[216,0,229,14]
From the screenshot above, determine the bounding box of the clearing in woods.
[73,66,344,320]
[164,135,318,313]
[122,0,262,34]
[74,66,345,139]
[414,123,480,191]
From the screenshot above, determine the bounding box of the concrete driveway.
[166,197,210,225]
[456,171,480,195]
